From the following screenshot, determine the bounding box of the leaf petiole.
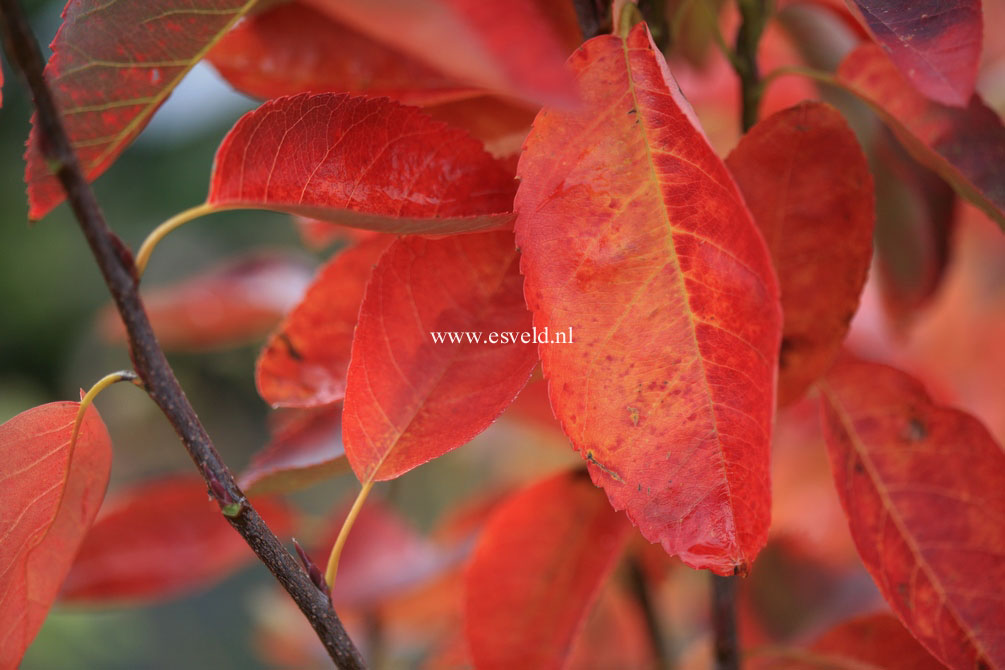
[324,480,376,588]
[135,201,219,278]
[70,370,140,467]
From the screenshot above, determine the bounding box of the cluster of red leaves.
[3,0,1005,668]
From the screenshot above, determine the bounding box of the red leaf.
[423,96,538,159]
[60,476,293,603]
[726,101,874,406]
[464,470,633,670]
[239,406,347,496]
[754,612,947,669]
[342,230,537,483]
[207,2,478,106]
[847,0,982,107]
[837,44,1005,230]
[0,402,112,668]
[514,24,782,575]
[257,236,393,408]
[100,251,312,351]
[25,0,256,220]
[873,130,957,325]
[207,93,517,234]
[303,0,577,108]
[819,357,1005,669]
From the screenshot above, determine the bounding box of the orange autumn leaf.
[819,357,1005,669]
[726,101,874,405]
[515,23,781,575]
[464,470,633,670]
[0,402,112,668]
[257,236,393,409]
[61,476,293,603]
[207,93,517,234]
[304,0,578,108]
[207,2,478,106]
[100,251,312,352]
[342,230,537,483]
[751,612,946,669]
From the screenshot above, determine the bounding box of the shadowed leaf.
[819,357,1005,669]
[207,2,478,105]
[837,44,1005,231]
[846,0,982,106]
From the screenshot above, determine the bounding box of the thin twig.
[626,556,671,669]
[572,0,611,40]
[0,2,364,667]
[711,574,739,670]
[734,0,770,132]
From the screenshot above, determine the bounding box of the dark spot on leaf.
[279,333,303,361]
[904,417,927,442]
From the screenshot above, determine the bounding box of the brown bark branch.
[735,0,769,132]
[711,574,740,670]
[0,2,365,667]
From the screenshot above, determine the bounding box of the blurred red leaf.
[60,476,293,603]
[207,93,517,234]
[239,406,347,496]
[100,251,312,351]
[873,129,957,326]
[304,0,578,108]
[846,0,982,107]
[0,402,112,668]
[207,2,478,105]
[423,96,538,158]
[726,101,873,406]
[257,236,393,409]
[819,357,1005,669]
[515,24,781,575]
[342,230,537,483]
[313,497,456,607]
[293,216,382,251]
[751,612,946,669]
[464,470,633,670]
[25,0,256,220]
[837,44,1005,230]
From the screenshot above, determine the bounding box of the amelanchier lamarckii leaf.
[341,230,538,484]
[257,236,393,408]
[464,470,633,670]
[239,406,348,496]
[514,23,782,575]
[846,0,982,107]
[26,0,256,220]
[753,613,947,669]
[100,251,313,352]
[819,357,1005,670]
[207,93,518,234]
[726,102,874,406]
[206,2,478,106]
[0,402,112,668]
[304,0,578,108]
[837,44,1005,231]
[60,476,293,603]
